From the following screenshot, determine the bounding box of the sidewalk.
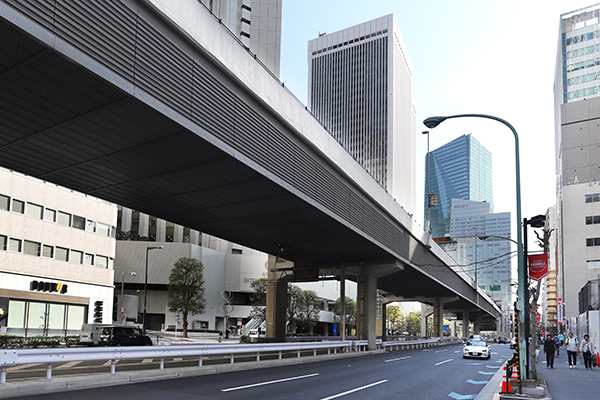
[537,352,600,399]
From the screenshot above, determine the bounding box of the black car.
[100,326,153,346]
[497,336,508,344]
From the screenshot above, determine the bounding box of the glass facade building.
[308,14,417,214]
[424,134,493,239]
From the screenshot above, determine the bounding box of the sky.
[278,0,595,249]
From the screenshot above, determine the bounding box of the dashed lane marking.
[466,379,488,385]
[385,356,411,363]
[478,371,495,375]
[448,392,477,399]
[435,359,453,366]
[320,380,388,400]
[222,373,319,392]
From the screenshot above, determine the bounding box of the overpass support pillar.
[432,298,444,337]
[357,273,377,350]
[463,310,470,338]
[381,302,387,341]
[473,316,481,335]
[266,255,287,342]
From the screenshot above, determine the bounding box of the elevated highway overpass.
[0,0,500,345]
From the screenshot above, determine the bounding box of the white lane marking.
[385,356,411,363]
[454,350,462,353]
[320,380,388,400]
[486,365,498,369]
[435,349,448,353]
[141,359,153,364]
[56,361,83,369]
[435,359,453,366]
[466,379,488,385]
[7,363,42,371]
[466,363,482,365]
[222,373,319,392]
[448,392,477,399]
[478,371,495,375]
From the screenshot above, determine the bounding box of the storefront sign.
[528,253,548,281]
[30,280,68,294]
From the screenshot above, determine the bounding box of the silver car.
[463,340,491,359]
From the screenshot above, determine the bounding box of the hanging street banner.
[528,253,549,281]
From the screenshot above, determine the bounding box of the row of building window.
[564,29,600,47]
[0,193,115,238]
[567,71,600,87]
[586,237,600,247]
[0,234,114,269]
[311,29,388,56]
[565,57,600,75]
[565,43,600,60]
[567,84,600,100]
[586,193,600,203]
[586,215,600,224]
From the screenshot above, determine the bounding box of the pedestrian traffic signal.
[93,301,103,323]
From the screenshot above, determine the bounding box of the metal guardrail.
[0,341,354,383]
[0,337,458,384]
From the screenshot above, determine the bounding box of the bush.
[0,335,81,349]
[239,335,248,343]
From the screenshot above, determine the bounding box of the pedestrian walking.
[581,334,595,369]
[544,334,556,368]
[557,332,564,356]
[565,332,579,368]
[554,334,561,356]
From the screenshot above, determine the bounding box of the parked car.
[463,340,491,359]
[79,324,152,346]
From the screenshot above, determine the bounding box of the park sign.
[528,253,548,281]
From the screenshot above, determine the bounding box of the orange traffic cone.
[595,353,600,366]
[501,379,512,393]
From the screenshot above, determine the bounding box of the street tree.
[298,290,321,334]
[333,296,356,335]
[405,310,421,336]
[386,305,405,335]
[167,257,206,338]
[286,285,302,333]
[249,278,268,322]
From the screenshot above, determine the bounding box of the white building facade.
[308,14,417,215]
[555,4,600,320]
[0,168,117,336]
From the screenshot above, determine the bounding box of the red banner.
[528,253,548,281]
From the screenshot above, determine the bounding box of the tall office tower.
[308,15,417,214]
[423,134,493,240]
[448,199,512,333]
[554,4,600,320]
[200,0,282,77]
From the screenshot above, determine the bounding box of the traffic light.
[94,301,103,323]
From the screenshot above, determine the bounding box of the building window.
[193,320,209,329]
[70,250,83,264]
[0,235,6,250]
[72,215,85,230]
[23,240,41,256]
[0,194,9,210]
[57,211,71,227]
[96,222,110,237]
[586,193,600,203]
[86,220,96,233]
[587,260,600,269]
[8,238,22,252]
[586,215,600,225]
[42,244,54,258]
[12,199,24,214]
[84,253,94,266]
[55,247,69,262]
[588,238,600,247]
[95,255,108,269]
[25,203,43,219]
[44,208,56,222]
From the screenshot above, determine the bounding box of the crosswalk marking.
[56,361,82,369]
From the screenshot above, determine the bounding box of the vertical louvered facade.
[308,15,416,215]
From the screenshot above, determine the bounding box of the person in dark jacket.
[544,334,557,368]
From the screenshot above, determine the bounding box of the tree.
[286,285,302,333]
[115,230,152,241]
[298,290,321,333]
[529,228,554,380]
[333,296,356,335]
[167,257,206,338]
[249,278,268,322]
[386,305,405,335]
[405,311,421,336]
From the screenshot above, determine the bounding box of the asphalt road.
[9,343,512,400]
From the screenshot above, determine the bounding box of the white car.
[463,340,491,359]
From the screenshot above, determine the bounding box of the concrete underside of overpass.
[0,0,500,337]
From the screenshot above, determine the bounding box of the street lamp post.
[143,246,163,334]
[424,114,526,387]
[121,271,136,323]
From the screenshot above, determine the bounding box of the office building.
[308,14,417,214]
[199,0,282,77]
[424,134,493,240]
[554,4,600,320]
[0,167,117,336]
